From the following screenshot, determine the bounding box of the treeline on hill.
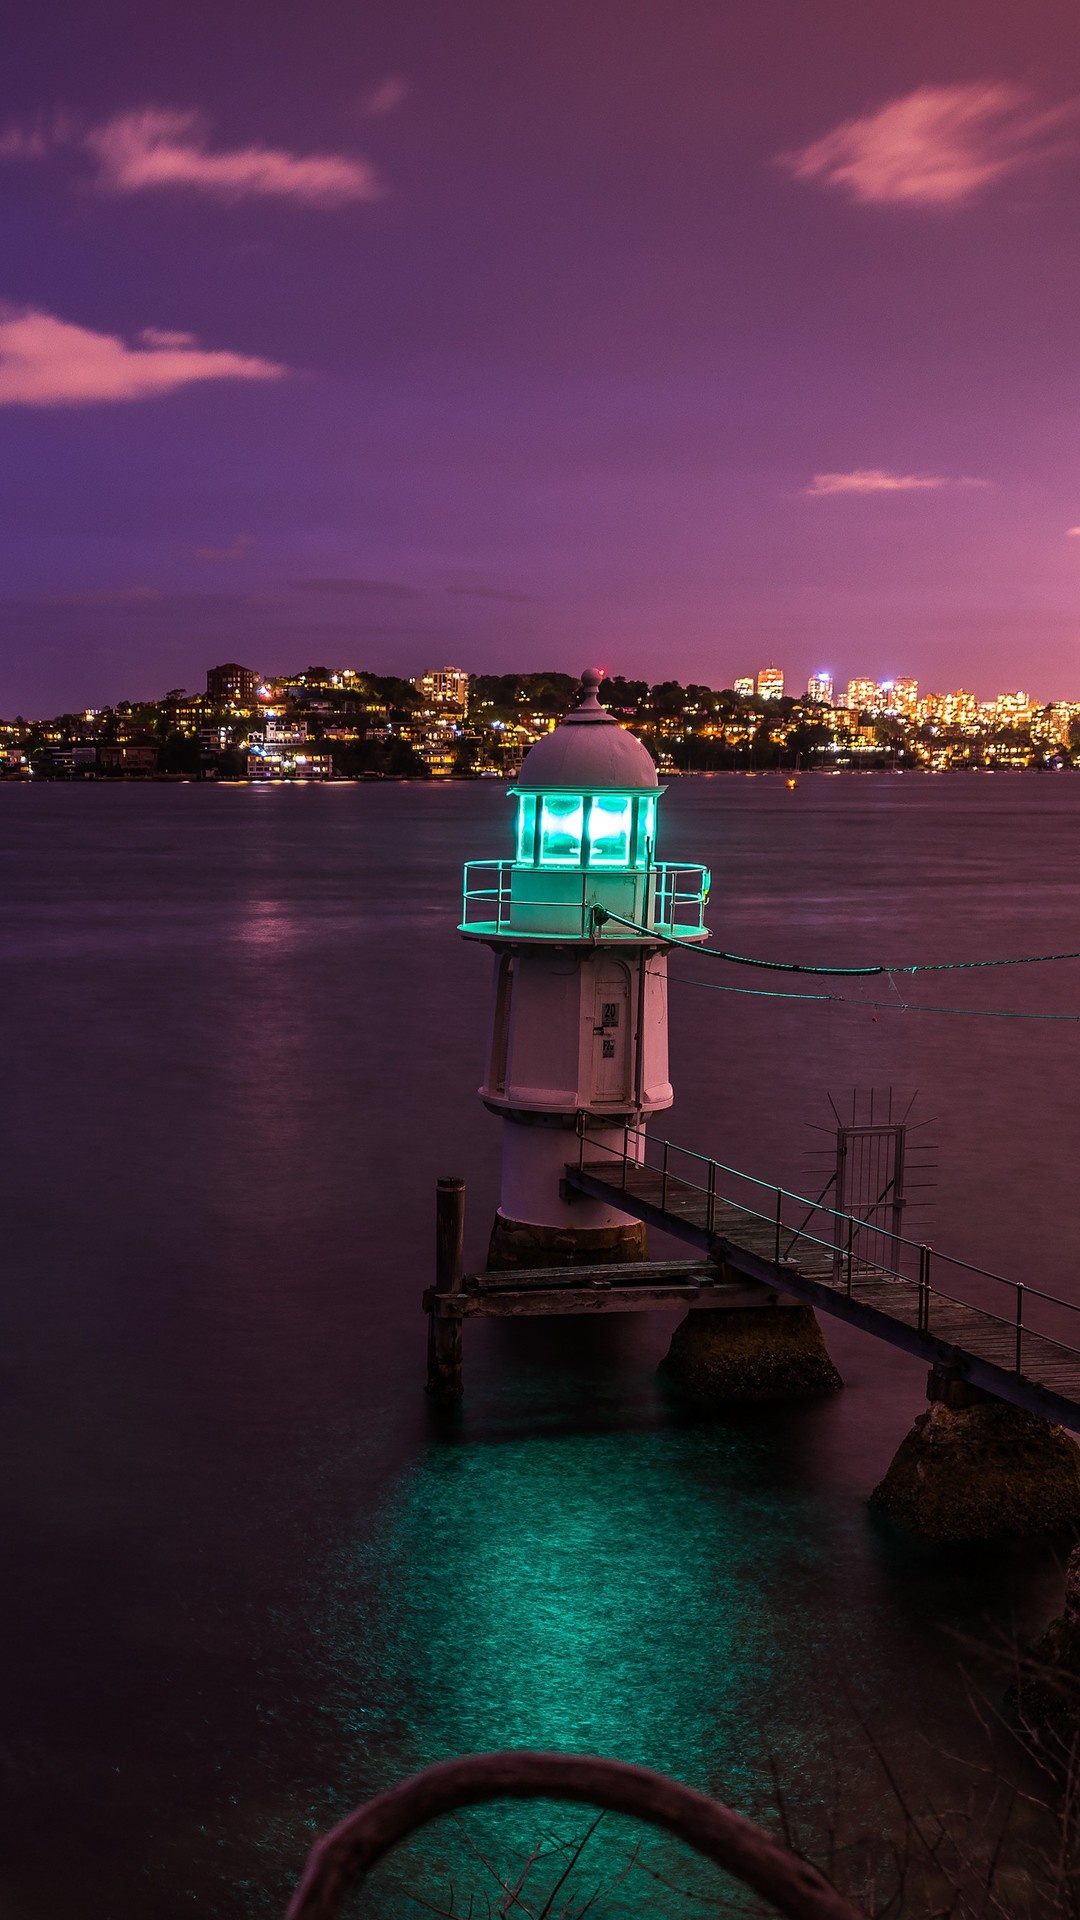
[14,668,839,777]
[469,672,827,770]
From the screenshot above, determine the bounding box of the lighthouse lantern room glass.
[514,789,657,869]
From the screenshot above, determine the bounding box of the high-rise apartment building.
[846,678,879,711]
[941,690,977,729]
[733,676,755,699]
[806,673,833,706]
[876,678,918,716]
[416,667,469,710]
[995,691,1033,730]
[206,662,259,707]
[757,666,784,701]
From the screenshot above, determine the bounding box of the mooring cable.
[595,907,1080,978]
[668,973,1080,1023]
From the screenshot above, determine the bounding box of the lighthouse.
[460,669,710,1269]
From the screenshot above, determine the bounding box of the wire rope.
[596,908,1080,978]
[669,972,1080,1023]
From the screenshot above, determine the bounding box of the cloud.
[361,77,408,117]
[803,468,986,496]
[1068,527,1080,538]
[194,535,255,562]
[446,583,539,603]
[47,586,162,607]
[0,306,286,406]
[0,124,50,158]
[139,326,197,348]
[83,107,382,204]
[778,82,1077,207]
[286,577,421,598]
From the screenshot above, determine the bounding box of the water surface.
[1,773,1077,1914]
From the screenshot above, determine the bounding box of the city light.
[6,658,1080,783]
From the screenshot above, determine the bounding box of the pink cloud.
[84,108,382,204]
[194,534,255,561]
[49,586,162,607]
[361,77,408,117]
[0,306,287,406]
[0,125,50,159]
[803,469,986,496]
[778,82,1077,207]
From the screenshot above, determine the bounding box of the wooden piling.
[426,1176,465,1398]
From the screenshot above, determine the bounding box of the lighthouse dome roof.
[517,669,659,791]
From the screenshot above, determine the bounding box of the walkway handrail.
[285,1750,864,1920]
[574,1123,1080,1373]
[578,1124,1036,1293]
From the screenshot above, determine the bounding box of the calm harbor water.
[2,772,1079,1915]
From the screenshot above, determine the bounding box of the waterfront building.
[411,721,462,776]
[171,696,207,733]
[733,676,755,699]
[942,690,976,728]
[1044,701,1080,744]
[995,690,1034,730]
[206,662,259,707]
[847,677,878,712]
[806,672,833,706]
[917,689,978,731]
[248,717,331,778]
[416,667,469,710]
[99,736,159,776]
[757,665,784,701]
[885,677,918,717]
[266,717,309,746]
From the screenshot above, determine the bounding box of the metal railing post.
[918,1245,930,1333]
[774,1189,782,1266]
[845,1216,854,1298]
[1016,1282,1025,1375]
[622,1122,629,1189]
[706,1158,716,1236]
[661,1139,670,1211]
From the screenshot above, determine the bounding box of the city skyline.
[7,655,1080,781]
[6,655,1080,722]
[4,3,1080,712]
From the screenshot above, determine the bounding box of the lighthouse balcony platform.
[459,859,710,942]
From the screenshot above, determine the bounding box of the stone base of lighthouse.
[488,1214,647,1271]
[486,1111,648,1272]
[871,1370,1080,1542]
[659,1302,842,1404]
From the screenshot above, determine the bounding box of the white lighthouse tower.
[460,669,710,1268]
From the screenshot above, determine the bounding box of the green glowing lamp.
[512,669,661,872]
[460,669,709,942]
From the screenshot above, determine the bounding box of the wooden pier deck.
[565,1145,1080,1436]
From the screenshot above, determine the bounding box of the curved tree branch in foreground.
[285,1749,864,1920]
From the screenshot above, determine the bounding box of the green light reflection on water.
[313,1420,848,1916]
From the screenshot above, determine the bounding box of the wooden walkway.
[565,1153,1080,1435]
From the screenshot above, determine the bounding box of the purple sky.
[3,0,1080,712]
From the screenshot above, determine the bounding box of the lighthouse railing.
[573,1123,1080,1373]
[460,859,709,939]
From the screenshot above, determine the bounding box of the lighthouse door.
[592,959,632,1105]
